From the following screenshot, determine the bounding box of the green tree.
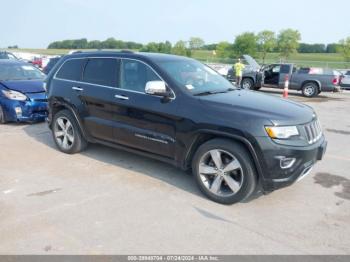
[338,37,350,62]
[203,43,217,50]
[277,29,301,59]
[298,43,326,53]
[216,41,233,58]
[140,42,159,52]
[189,37,205,50]
[102,38,118,49]
[87,40,102,49]
[172,41,188,56]
[158,41,172,53]
[326,43,340,53]
[233,32,257,57]
[257,30,276,63]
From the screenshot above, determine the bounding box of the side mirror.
[145,81,168,97]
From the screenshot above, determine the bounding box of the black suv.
[46,51,327,204]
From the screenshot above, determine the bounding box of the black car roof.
[66,51,192,62]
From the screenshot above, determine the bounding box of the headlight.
[265,126,299,139]
[1,90,28,101]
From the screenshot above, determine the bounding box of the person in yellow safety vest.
[233,58,245,87]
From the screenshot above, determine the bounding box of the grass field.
[2,48,349,69]
[192,50,349,68]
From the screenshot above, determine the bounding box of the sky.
[1,0,350,48]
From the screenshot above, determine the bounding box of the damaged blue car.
[0,60,47,123]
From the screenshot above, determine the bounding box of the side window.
[56,59,85,81]
[82,58,119,87]
[120,60,160,92]
[280,65,291,74]
[272,65,281,73]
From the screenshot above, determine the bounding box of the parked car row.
[1,51,62,74]
[0,51,327,205]
[226,55,342,97]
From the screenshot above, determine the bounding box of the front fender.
[184,129,265,180]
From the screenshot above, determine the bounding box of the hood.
[0,80,45,93]
[242,55,261,70]
[198,90,315,125]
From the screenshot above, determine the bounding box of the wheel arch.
[183,130,264,181]
[50,99,90,141]
[242,76,255,84]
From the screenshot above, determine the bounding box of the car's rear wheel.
[302,83,318,97]
[52,109,87,154]
[192,139,257,205]
[0,105,7,124]
[241,78,254,90]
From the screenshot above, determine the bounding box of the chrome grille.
[304,120,322,144]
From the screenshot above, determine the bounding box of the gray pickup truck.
[227,55,341,97]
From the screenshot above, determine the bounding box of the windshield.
[0,63,45,81]
[157,59,236,95]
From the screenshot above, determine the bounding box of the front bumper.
[0,93,48,123]
[254,136,327,192]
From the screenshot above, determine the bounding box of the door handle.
[72,86,84,91]
[115,94,129,100]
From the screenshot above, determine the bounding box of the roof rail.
[120,50,134,53]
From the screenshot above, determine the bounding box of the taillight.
[332,77,339,85]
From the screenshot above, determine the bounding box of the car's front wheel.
[0,105,7,124]
[241,78,254,90]
[192,139,257,205]
[52,109,88,154]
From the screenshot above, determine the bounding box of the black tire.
[302,83,319,97]
[0,105,7,124]
[192,138,257,205]
[52,109,88,154]
[241,78,254,90]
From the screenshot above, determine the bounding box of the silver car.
[340,70,350,89]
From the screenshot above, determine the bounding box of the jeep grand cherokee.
[45,51,327,204]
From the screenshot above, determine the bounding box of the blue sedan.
[0,60,48,123]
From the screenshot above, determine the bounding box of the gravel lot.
[0,89,349,254]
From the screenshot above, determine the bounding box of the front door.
[111,59,178,158]
[263,64,281,86]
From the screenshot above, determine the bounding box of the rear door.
[78,57,120,142]
[111,58,178,158]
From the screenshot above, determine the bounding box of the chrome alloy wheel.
[304,85,315,96]
[54,116,75,150]
[242,79,252,89]
[198,149,244,197]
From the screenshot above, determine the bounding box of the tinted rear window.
[56,59,85,81]
[82,58,118,87]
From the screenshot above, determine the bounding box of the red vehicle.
[30,57,43,68]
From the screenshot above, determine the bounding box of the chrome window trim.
[53,56,176,100]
